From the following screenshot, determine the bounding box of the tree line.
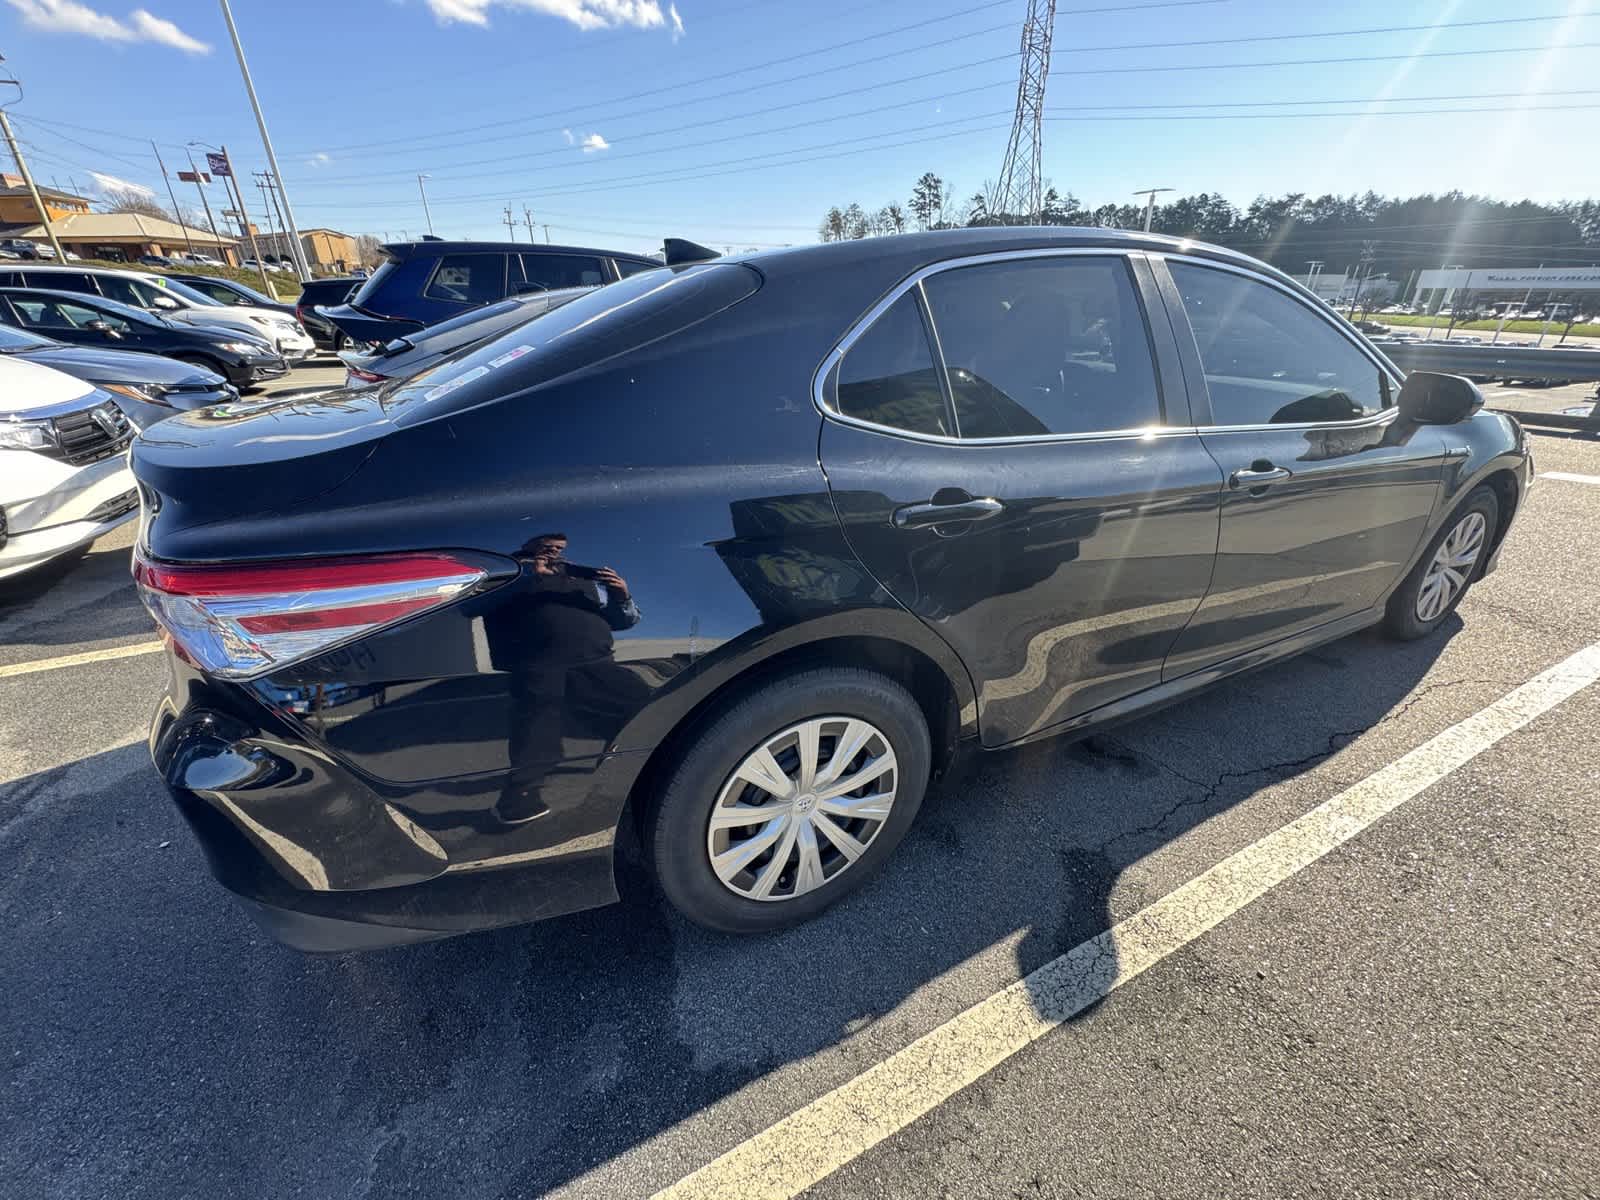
[820,174,1600,283]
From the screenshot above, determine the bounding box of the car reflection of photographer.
[488,533,643,823]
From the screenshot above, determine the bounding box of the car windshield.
[225,282,276,305]
[0,324,55,352]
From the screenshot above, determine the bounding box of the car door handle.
[892,497,1004,529]
[1228,465,1292,489]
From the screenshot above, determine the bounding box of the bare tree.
[843,203,869,240]
[818,206,848,242]
[355,234,385,268]
[884,203,907,234]
[103,194,176,221]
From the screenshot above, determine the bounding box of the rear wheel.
[1383,485,1499,640]
[649,668,931,932]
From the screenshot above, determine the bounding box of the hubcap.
[1415,510,1487,623]
[707,717,898,902]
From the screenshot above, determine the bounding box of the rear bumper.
[149,682,636,952]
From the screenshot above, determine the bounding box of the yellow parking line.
[0,641,165,679]
[650,641,1600,1200]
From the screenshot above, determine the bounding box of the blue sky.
[2,0,1596,253]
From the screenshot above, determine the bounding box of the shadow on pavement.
[1,622,1453,1200]
[0,541,151,648]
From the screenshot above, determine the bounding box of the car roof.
[8,262,149,279]
[729,226,1299,289]
[379,240,656,264]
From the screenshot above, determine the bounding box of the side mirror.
[152,295,180,310]
[85,319,120,338]
[1395,371,1484,425]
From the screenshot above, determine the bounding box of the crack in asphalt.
[1086,676,1505,859]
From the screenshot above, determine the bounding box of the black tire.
[648,667,931,933]
[1382,485,1500,640]
[331,332,347,353]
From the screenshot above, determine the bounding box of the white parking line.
[1541,471,1600,486]
[650,641,1600,1200]
[0,641,164,679]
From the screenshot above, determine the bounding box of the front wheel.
[649,668,931,933]
[1383,485,1500,640]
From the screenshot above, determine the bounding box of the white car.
[0,264,316,362]
[0,356,138,581]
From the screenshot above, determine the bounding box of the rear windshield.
[349,258,402,309]
[381,263,761,422]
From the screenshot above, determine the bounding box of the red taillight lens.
[133,550,486,679]
[346,366,386,384]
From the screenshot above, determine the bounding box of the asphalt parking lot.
[3,389,1599,1200]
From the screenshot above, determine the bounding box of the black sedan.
[129,228,1529,952]
[0,322,234,429]
[0,289,286,389]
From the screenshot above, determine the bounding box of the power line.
[287,99,1600,215]
[282,87,1600,196]
[298,0,1223,157]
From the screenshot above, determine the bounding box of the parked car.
[130,228,1530,952]
[338,284,594,384]
[168,272,297,320]
[318,239,658,346]
[1,355,137,581]
[0,322,234,429]
[0,237,54,260]
[139,254,177,268]
[0,264,316,361]
[291,276,363,350]
[178,253,224,267]
[0,289,287,388]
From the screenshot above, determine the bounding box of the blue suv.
[318,240,659,345]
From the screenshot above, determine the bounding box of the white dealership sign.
[1418,267,1600,291]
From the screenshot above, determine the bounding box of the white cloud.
[668,2,682,40]
[424,0,675,33]
[580,133,609,153]
[128,9,210,53]
[88,170,155,198]
[306,151,333,167]
[5,0,211,53]
[562,128,575,145]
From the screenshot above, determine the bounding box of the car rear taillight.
[346,366,387,384]
[133,550,487,679]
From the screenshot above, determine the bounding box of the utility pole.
[524,207,536,242]
[542,224,550,244]
[0,65,65,260]
[152,141,195,258]
[502,204,518,240]
[253,173,280,260]
[183,146,225,255]
[256,171,291,268]
[1133,187,1174,233]
[220,0,309,280]
[418,174,434,236]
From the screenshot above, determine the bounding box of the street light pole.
[418,174,434,236]
[1132,187,1174,233]
[151,141,194,259]
[220,0,309,281]
[195,140,271,292]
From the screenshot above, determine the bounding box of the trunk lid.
[131,389,390,558]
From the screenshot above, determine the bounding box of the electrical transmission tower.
[992,0,1056,224]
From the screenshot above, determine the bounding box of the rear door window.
[36,272,99,296]
[96,274,156,307]
[520,253,607,290]
[615,259,657,279]
[922,256,1162,438]
[422,254,507,305]
[834,292,950,437]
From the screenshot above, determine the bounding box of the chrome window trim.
[813,247,1172,447]
[1157,251,1405,430]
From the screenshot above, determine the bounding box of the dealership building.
[1417,266,1600,307]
